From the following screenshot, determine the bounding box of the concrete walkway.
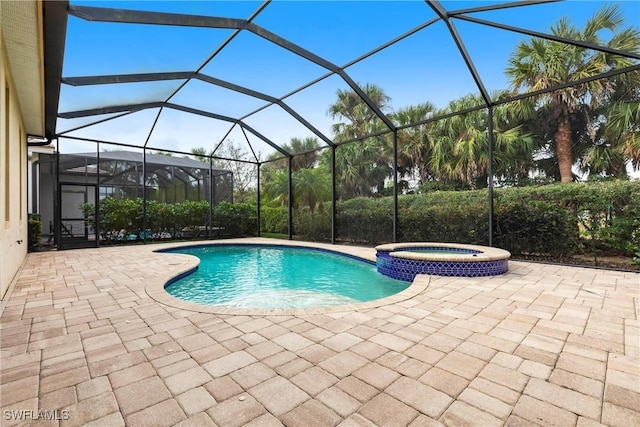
[1,238,638,426]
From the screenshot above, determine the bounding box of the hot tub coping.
[375,242,511,262]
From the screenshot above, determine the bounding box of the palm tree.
[288,137,322,170]
[327,83,392,198]
[293,166,331,212]
[580,72,640,177]
[265,137,322,171]
[428,92,536,187]
[328,139,391,198]
[261,169,289,207]
[328,83,391,141]
[260,164,331,212]
[391,103,437,186]
[609,100,640,170]
[506,4,640,183]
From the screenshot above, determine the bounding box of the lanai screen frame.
[40,0,640,247]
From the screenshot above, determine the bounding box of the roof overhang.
[0,0,49,136]
[43,1,68,140]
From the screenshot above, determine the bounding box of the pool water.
[401,248,480,255]
[165,245,409,308]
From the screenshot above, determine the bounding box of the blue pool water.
[401,248,480,255]
[164,245,409,308]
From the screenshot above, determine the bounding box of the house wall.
[0,36,29,299]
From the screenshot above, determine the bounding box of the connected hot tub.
[375,242,510,281]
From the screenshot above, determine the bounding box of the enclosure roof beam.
[492,64,640,106]
[68,5,396,132]
[58,102,164,119]
[194,74,335,147]
[240,15,442,137]
[58,100,290,157]
[426,1,492,106]
[69,5,248,29]
[62,70,335,147]
[62,72,195,86]
[164,103,292,157]
[448,0,562,16]
[245,22,396,131]
[58,111,133,136]
[240,126,259,163]
[239,123,292,158]
[143,107,164,149]
[455,14,640,60]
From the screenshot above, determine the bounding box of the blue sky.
[58,0,640,159]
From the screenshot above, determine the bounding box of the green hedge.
[494,181,640,256]
[81,198,257,243]
[493,200,579,257]
[294,208,332,241]
[213,202,256,237]
[260,206,289,235]
[82,181,640,258]
[261,180,639,258]
[337,198,393,243]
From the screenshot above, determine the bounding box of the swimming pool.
[163,245,409,309]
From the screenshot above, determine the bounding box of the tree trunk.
[555,114,574,183]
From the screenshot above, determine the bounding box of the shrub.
[260,206,288,234]
[494,181,640,256]
[328,181,639,258]
[80,198,258,243]
[213,202,257,237]
[399,202,489,244]
[294,208,332,241]
[493,200,578,256]
[70,180,640,260]
[337,198,394,244]
[27,213,42,251]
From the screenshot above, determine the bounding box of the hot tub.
[375,242,510,281]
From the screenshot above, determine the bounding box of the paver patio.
[1,238,638,426]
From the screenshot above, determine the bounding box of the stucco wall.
[1,36,28,299]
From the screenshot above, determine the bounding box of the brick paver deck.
[1,238,638,426]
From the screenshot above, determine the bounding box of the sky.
[58,0,640,162]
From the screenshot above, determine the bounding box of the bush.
[27,213,42,251]
[328,180,638,258]
[213,202,257,237]
[399,202,489,244]
[337,198,393,244]
[72,180,640,260]
[294,208,332,241]
[260,206,288,234]
[493,200,578,256]
[494,181,640,256]
[80,198,258,243]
